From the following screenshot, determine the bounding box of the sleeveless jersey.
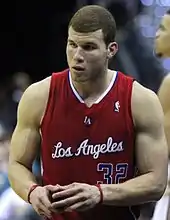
[41,69,140,220]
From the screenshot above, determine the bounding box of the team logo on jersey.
[84,116,92,125]
[114,101,120,112]
[52,137,124,160]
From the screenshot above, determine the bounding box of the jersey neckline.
[68,70,118,105]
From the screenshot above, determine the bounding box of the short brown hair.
[68,5,116,46]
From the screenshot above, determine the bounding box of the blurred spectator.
[0,72,31,133]
[11,71,32,103]
[0,125,10,196]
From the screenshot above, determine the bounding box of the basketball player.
[156,9,170,155]
[8,5,168,220]
[147,8,170,220]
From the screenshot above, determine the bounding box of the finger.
[52,194,83,209]
[37,202,52,219]
[39,193,53,216]
[40,194,52,208]
[66,201,88,212]
[52,187,80,200]
[46,184,64,193]
[41,187,56,208]
[63,182,79,188]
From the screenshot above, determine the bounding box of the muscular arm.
[158,74,170,157]
[8,79,49,202]
[101,81,168,206]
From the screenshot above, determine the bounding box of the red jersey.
[41,69,140,220]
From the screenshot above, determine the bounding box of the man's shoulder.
[30,76,51,91]
[23,76,51,101]
[132,81,158,105]
[132,81,163,127]
[16,76,52,126]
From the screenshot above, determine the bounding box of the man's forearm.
[101,173,165,206]
[8,161,39,202]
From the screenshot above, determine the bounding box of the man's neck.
[71,69,114,100]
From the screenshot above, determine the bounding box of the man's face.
[66,27,117,82]
[155,14,170,58]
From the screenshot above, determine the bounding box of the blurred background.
[0,0,170,219]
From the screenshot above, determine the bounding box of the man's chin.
[154,49,170,58]
[153,48,163,58]
[155,52,163,58]
[72,74,89,83]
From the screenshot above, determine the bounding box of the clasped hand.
[30,183,101,219]
[51,182,101,212]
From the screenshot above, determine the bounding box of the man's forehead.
[68,27,104,41]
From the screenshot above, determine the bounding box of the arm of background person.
[158,74,170,157]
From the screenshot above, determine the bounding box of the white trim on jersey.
[68,70,118,104]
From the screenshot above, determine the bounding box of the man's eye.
[83,45,95,50]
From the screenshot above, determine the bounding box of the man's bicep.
[135,95,168,183]
[135,129,167,178]
[9,124,40,169]
[9,86,41,169]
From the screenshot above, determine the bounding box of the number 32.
[97,163,128,184]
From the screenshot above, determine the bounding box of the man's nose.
[73,47,84,62]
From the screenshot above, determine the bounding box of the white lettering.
[75,139,88,156]
[52,137,124,159]
[52,142,73,159]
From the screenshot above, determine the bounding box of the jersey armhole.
[40,75,54,129]
[128,79,135,129]
[127,78,136,169]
